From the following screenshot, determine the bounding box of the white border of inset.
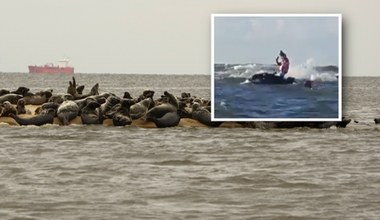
[211,13,342,122]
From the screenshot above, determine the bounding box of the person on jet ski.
[276,50,290,78]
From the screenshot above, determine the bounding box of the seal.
[74,84,99,100]
[81,101,102,125]
[48,93,74,104]
[112,99,133,126]
[74,83,99,100]
[375,118,380,124]
[76,85,85,95]
[16,99,31,115]
[177,101,192,118]
[75,97,98,113]
[11,86,30,97]
[164,91,179,108]
[181,92,191,99]
[123,91,133,99]
[154,95,169,106]
[130,98,154,120]
[22,90,53,105]
[10,108,56,126]
[145,91,178,120]
[67,76,78,97]
[67,77,99,99]
[1,101,17,117]
[35,102,60,115]
[99,95,121,120]
[151,110,181,128]
[335,117,352,128]
[137,90,155,102]
[191,102,222,127]
[0,89,10,96]
[0,94,23,104]
[57,100,80,125]
[74,92,110,109]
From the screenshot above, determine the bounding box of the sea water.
[214,63,339,119]
[0,73,379,219]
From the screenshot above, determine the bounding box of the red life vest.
[280,57,289,73]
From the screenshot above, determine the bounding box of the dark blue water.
[214,77,339,119]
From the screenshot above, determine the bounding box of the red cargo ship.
[28,59,74,74]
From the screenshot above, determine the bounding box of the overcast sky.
[214,15,339,66]
[0,0,379,76]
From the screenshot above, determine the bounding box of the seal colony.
[0,77,352,128]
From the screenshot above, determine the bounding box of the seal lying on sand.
[177,101,192,118]
[0,89,10,96]
[16,99,31,115]
[11,86,30,97]
[99,95,121,120]
[145,91,178,120]
[35,102,60,115]
[0,94,23,104]
[1,101,17,117]
[67,77,78,97]
[74,93,108,111]
[112,99,133,126]
[21,90,53,105]
[57,100,80,125]
[151,110,181,128]
[136,90,155,102]
[81,101,102,125]
[145,105,171,120]
[123,91,133,99]
[67,77,99,100]
[191,102,222,127]
[48,94,74,104]
[75,97,97,113]
[130,98,153,120]
[10,108,56,126]
[76,85,85,95]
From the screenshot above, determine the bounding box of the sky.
[214,16,340,66]
[0,0,379,76]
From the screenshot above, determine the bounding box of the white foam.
[240,79,251,84]
[287,58,337,82]
[219,101,228,109]
[217,58,337,82]
[233,64,256,70]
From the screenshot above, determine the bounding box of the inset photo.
[211,14,342,121]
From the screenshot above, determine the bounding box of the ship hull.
[28,66,74,74]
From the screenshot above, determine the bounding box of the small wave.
[240,79,250,85]
[219,100,229,110]
[233,63,256,70]
[215,59,338,82]
[277,179,321,189]
[152,159,206,166]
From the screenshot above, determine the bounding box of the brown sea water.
[0,73,379,219]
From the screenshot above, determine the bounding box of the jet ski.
[248,72,295,84]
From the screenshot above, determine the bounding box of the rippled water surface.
[0,73,379,219]
[214,78,338,119]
